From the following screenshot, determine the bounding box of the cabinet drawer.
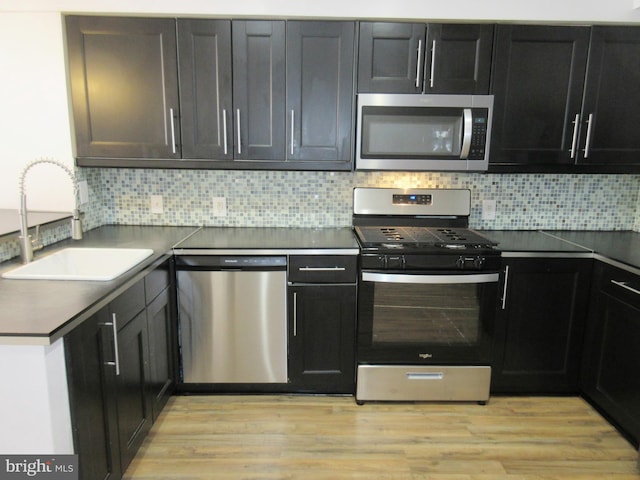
[288,255,357,283]
[145,261,171,304]
[111,279,145,329]
[600,263,640,310]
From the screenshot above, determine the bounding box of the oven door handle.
[362,272,499,284]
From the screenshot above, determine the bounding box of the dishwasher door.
[177,259,288,384]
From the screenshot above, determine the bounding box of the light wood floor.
[123,395,639,479]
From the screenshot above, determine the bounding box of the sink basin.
[2,247,154,281]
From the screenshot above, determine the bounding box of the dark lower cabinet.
[492,257,592,393]
[287,255,358,393]
[146,288,174,420]
[114,309,152,471]
[65,262,176,479]
[65,309,121,480]
[288,285,357,393]
[582,261,640,447]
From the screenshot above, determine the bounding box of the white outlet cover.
[150,195,163,214]
[482,199,497,221]
[77,180,89,205]
[212,196,227,217]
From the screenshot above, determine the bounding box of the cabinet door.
[115,309,152,471]
[65,16,180,160]
[288,285,356,393]
[232,21,286,160]
[286,21,355,165]
[578,27,640,166]
[357,22,425,93]
[425,24,494,94]
[582,262,640,445]
[65,309,121,480]
[178,19,233,160]
[492,258,592,393]
[146,288,175,421]
[489,25,589,168]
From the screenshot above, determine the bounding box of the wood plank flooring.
[123,395,639,479]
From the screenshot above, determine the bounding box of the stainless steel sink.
[2,247,154,281]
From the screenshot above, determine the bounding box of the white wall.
[0,339,73,454]
[0,0,639,211]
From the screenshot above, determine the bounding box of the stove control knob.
[386,255,405,269]
[456,256,485,269]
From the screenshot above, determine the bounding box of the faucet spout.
[18,158,83,264]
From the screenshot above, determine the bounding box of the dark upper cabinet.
[177,19,233,160]
[582,261,640,446]
[178,19,354,169]
[489,25,590,169]
[490,24,640,172]
[65,16,181,161]
[492,257,592,394]
[286,21,356,164]
[357,22,493,94]
[232,20,287,161]
[578,27,640,166]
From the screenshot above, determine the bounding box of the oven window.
[372,282,481,345]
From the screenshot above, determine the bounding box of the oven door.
[357,271,500,365]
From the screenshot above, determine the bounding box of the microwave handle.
[460,108,473,159]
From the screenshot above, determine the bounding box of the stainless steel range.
[353,187,501,404]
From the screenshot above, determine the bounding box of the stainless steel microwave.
[355,94,494,172]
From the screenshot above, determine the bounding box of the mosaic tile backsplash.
[1,168,639,262]
[94,169,639,230]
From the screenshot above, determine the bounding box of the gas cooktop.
[354,225,497,251]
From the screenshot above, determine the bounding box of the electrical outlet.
[212,196,227,217]
[150,195,164,214]
[482,199,497,220]
[77,180,89,205]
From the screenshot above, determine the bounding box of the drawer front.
[600,263,640,310]
[288,255,357,283]
[111,279,146,329]
[145,260,171,304]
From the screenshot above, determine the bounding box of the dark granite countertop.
[174,226,359,253]
[481,230,592,254]
[544,230,640,270]
[0,225,196,345]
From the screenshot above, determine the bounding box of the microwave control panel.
[469,109,489,160]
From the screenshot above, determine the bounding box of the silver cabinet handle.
[460,108,473,159]
[222,109,228,155]
[100,314,120,375]
[429,40,436,89]
[290,110,295,156]
[299,266,346,272]
[569,113,580,159]
[415,39,423,88]
[236,109,242,155]
[169,108,177,154]
[293,291,298,337]
[611,279,640,296]
[501,265,510,310]
[583,113,594,158]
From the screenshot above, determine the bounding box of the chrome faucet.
[18,158,83,264]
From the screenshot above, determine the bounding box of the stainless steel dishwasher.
[176,255,288,384]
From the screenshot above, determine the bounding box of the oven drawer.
[288,255,357,283]
[356,365,491,403]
